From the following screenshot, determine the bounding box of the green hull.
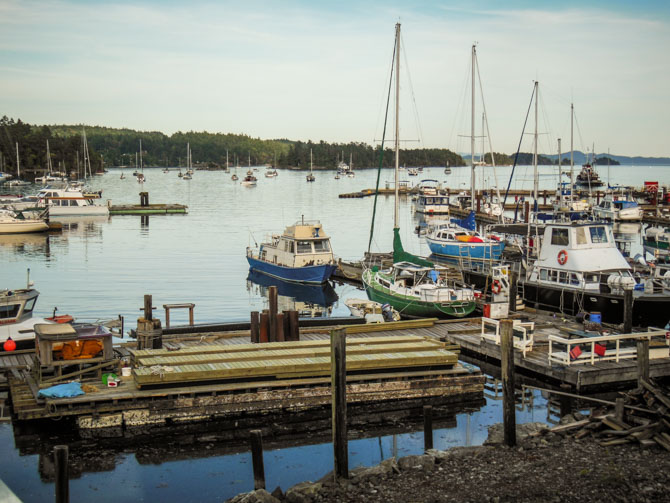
[362,270,476,319]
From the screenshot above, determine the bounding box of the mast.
[310,148,313,174]
[557,138,562,206]
[46,140,52,175]
[570,103,574,191]
[470,44,476,211]
[226,149,229,169]
[139,139,143,173]
[349,152,353,171]
[533,81,539,214]
[393,22,401,229]
[15,142,20,179]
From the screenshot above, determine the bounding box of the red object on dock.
[3,337,16,352]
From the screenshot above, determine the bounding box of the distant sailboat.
[306,149,315,182]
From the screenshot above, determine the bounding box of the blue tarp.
[38,381,85,399]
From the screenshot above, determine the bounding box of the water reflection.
[246,270,338,317]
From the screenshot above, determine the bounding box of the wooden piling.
[250,430,266,490]
[615,397,625,422]
[623,289,633,334]
[55,445,69,503]
[144,294,153,321]
[423,404,433,451]
[500,319,516,447]
[268,286,278,342]
[276,313,285,342]
[331,328,348,479]
[288,310,300,341]
[558,383,573,417]
[259,311,269,343]
[508,270,518,314]
[282,311,291,341]
[524,201,530,223]
[250,311,260,343]
[637,337,650,387]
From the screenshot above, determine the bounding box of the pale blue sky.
[1,0,668,156]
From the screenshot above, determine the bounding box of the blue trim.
[247,256,337,284]
[427,240,505,260]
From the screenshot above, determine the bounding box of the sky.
[1,0,669,157]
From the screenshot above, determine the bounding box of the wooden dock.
[109,203,188,215]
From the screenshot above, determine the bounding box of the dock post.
[250,311,260,343]
[423,405,433,452]
[54,444,69,503]
[508,270,518,314]
[288,310,300,341]
[260,311,269,343]
[558,383,573,417]
[268,286,278,342]
[282,311,291,341]
[331,328,348,479]
[637,337,650,388]
[144,294,153,321]
[500,319,516,447]
[615,397,625,422]
[250,430,266,490]
[623,289,633,334]
[276,313,285,342]
[523,201,530,223]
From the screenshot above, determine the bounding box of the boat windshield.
[589,226,608,243]
[313,240,330,252]
[296,241,313,253]
[0,304,20,319]
[24,297,36,314]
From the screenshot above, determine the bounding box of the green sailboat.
[362,23,477,320]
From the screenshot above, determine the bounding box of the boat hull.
[247,256,337,284]
[362,271,476,319]
[0,221,49,234]
[427,240,505,260]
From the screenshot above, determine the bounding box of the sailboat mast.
[557,138,562,205]
[15,142,20,179]
[46,140,52,175]
[533,81,539,212]
[140,139,143,173]
[226,149,229,169]
[394,22,401,229]
[570,103,574,190]
[470,44,476,211]
[310,148,313,173]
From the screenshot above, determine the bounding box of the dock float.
[109,203,188,215]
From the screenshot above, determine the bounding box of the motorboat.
[25,187,109,217]
[246,218,337,284]
[407,168,419,176]
[414,179,449,215]
[575,162,604,187]
[426,212,505,260]
[593,193,643,222]
[265,169,278,178]
[644,227,670,262]
[0,209,49,234]
[241,171,257,187]
[344,298,401,322]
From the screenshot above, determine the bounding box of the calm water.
[0,164,667,501]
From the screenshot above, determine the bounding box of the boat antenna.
[26,268,31,289]
[248,229,258,247]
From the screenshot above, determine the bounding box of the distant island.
[0,116,667,180]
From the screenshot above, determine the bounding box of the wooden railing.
[481,317,535,357]
[548,328,670,366]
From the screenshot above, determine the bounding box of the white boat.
[231,173,239,181]
[407,168,419,176]
[27,187,109,217]
[344,298,401,322]
[414,180,449,215]
[644,227,670,262]
[0,209,49,234]
[593,193,643,222]
[7,142,29,186]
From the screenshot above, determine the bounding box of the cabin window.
[549,270,558,282]
[551,228,569,246]
[289,241,295,253]
[540,269,548,281]
[0,304,20,319]
[558,271,568,284]
[570,273,580,286]
[584,273,598,283]
[575,228,587,245]
[313,240,330,252]
[590,226,608,243]
[296,241,312,253]
[23,297,36,314]
[70,200,77,206]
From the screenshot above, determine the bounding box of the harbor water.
[0,164,667,501]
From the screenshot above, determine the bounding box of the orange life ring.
[491,280,502,295]
[557,249,568,265]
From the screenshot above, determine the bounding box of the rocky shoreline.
[227,419,670,503]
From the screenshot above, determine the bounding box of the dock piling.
[268,286,278,342]
[260,311,269,343]
[637,337,650,387]
[288,310,300,341]
[54,445,69,503]
[508,271,518,314]
[143,294,153,321]
[615,397,625,422]
[423,405,433,451]
[500,319,516,447]
[250,430,266,490]
[623,289,633,334]
[250,311,260,343]
[331,328,348,479]
[276,313,285,342]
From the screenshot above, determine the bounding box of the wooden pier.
[109,192,188,215]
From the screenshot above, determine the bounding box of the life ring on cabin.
[557,249,568,265]
[491,280,502,295]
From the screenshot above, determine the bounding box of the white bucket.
[121,367,132,377]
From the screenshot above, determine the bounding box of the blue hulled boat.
[425,211,505,260]
[246,218,337,284]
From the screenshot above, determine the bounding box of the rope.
[149,365,174,378]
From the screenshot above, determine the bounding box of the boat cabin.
[257,220,333,268]
[528,222,635,292]
[415,180,450,214]
[0,288,39,326]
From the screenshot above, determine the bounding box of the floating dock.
[109,203,188,215]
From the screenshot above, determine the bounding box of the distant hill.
[543,151,670,166]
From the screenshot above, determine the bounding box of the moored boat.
[0,209,49,234]
[246,218,337,284]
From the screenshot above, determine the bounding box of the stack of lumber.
[129,335,461,388]
[547,379,670,451]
